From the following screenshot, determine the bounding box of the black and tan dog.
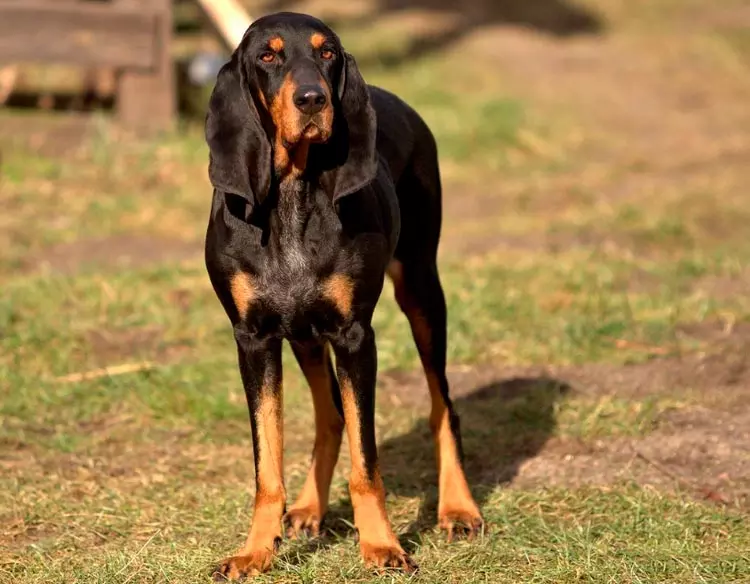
[204,12,483,579]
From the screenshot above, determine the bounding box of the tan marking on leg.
[388,259,482,537]
[427,377,481,534]
[230,273,256,320]
[243,377,285,554]
[286,345,343,537]
[322,274,354,317]
[310,32,326,49]
[340,378,414,571]
[217,377,285,579]
[268,36,284,52]
[254,381,285,502]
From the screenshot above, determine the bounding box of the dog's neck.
[274,136,310,183]
[276,175,310,235]
[273,139,319,241]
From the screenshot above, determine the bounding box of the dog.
[204,12,483,579]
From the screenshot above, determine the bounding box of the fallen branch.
[55,361,157,383]
[633,448,689,487]
[605,337,671,355]
[114,529,161,579]
[632,447,730,505]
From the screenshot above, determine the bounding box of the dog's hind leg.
[389,150,484,540]
[387,258,483,540]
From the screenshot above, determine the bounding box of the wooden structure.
[0,0,176,131]
[196,0,252,51]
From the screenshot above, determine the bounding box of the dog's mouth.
[282,119,330,149]
[283,120,331,150]
[300,118,330,143]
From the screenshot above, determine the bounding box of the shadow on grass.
[279,375,568,563]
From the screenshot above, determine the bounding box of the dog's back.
[369,85,444,260]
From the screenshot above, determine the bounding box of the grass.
[2,0,750,582]
[4,487,748,583]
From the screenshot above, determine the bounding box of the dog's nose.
[293,85,327,115]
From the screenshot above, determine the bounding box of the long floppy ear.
[205,52,271,213]
[321,51,378,202]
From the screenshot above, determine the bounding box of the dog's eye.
[320,49,334,60]
[259,52,276,63]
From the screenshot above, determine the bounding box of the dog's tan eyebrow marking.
[310,33,326,49]
[268,36,284,52]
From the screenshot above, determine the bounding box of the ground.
[1,0,749,582]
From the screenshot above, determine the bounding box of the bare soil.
[379,323,750,507]
[22,235,202,275]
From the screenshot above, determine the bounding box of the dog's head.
[205,12,377,214]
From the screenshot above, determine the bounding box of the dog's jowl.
[204,12,483,579]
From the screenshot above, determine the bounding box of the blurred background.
[1,1,749,582]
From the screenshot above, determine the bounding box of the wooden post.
[117,0,176,132]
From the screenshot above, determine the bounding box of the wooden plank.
[0,2,157,69]
[117,0,176,132]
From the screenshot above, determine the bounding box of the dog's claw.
[283,507,322,539]
[361,542,418,574]
[212,540,281,582]
[439,511,485,542]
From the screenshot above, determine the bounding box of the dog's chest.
[250,196,355,340]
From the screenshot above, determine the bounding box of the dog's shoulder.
[366,85,437,183]
[368,85,421,137]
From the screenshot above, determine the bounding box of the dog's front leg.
[215,334,285,581]
[332,323,418,573]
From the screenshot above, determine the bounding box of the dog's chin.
[282,123,331,150]
[301,123,331,144]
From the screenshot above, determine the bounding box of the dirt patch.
[23,235,202,275]
[379,325,750,507]
[516,406,750,507]
[84,325,192,366]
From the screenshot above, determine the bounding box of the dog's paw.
[212,541,280,581]
[360,542,418,573]
[438,509,485,542]
[283,506,322,539]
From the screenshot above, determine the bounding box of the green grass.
[3,484,747,583]
[2,1,750,581]
[3,245,749,581]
